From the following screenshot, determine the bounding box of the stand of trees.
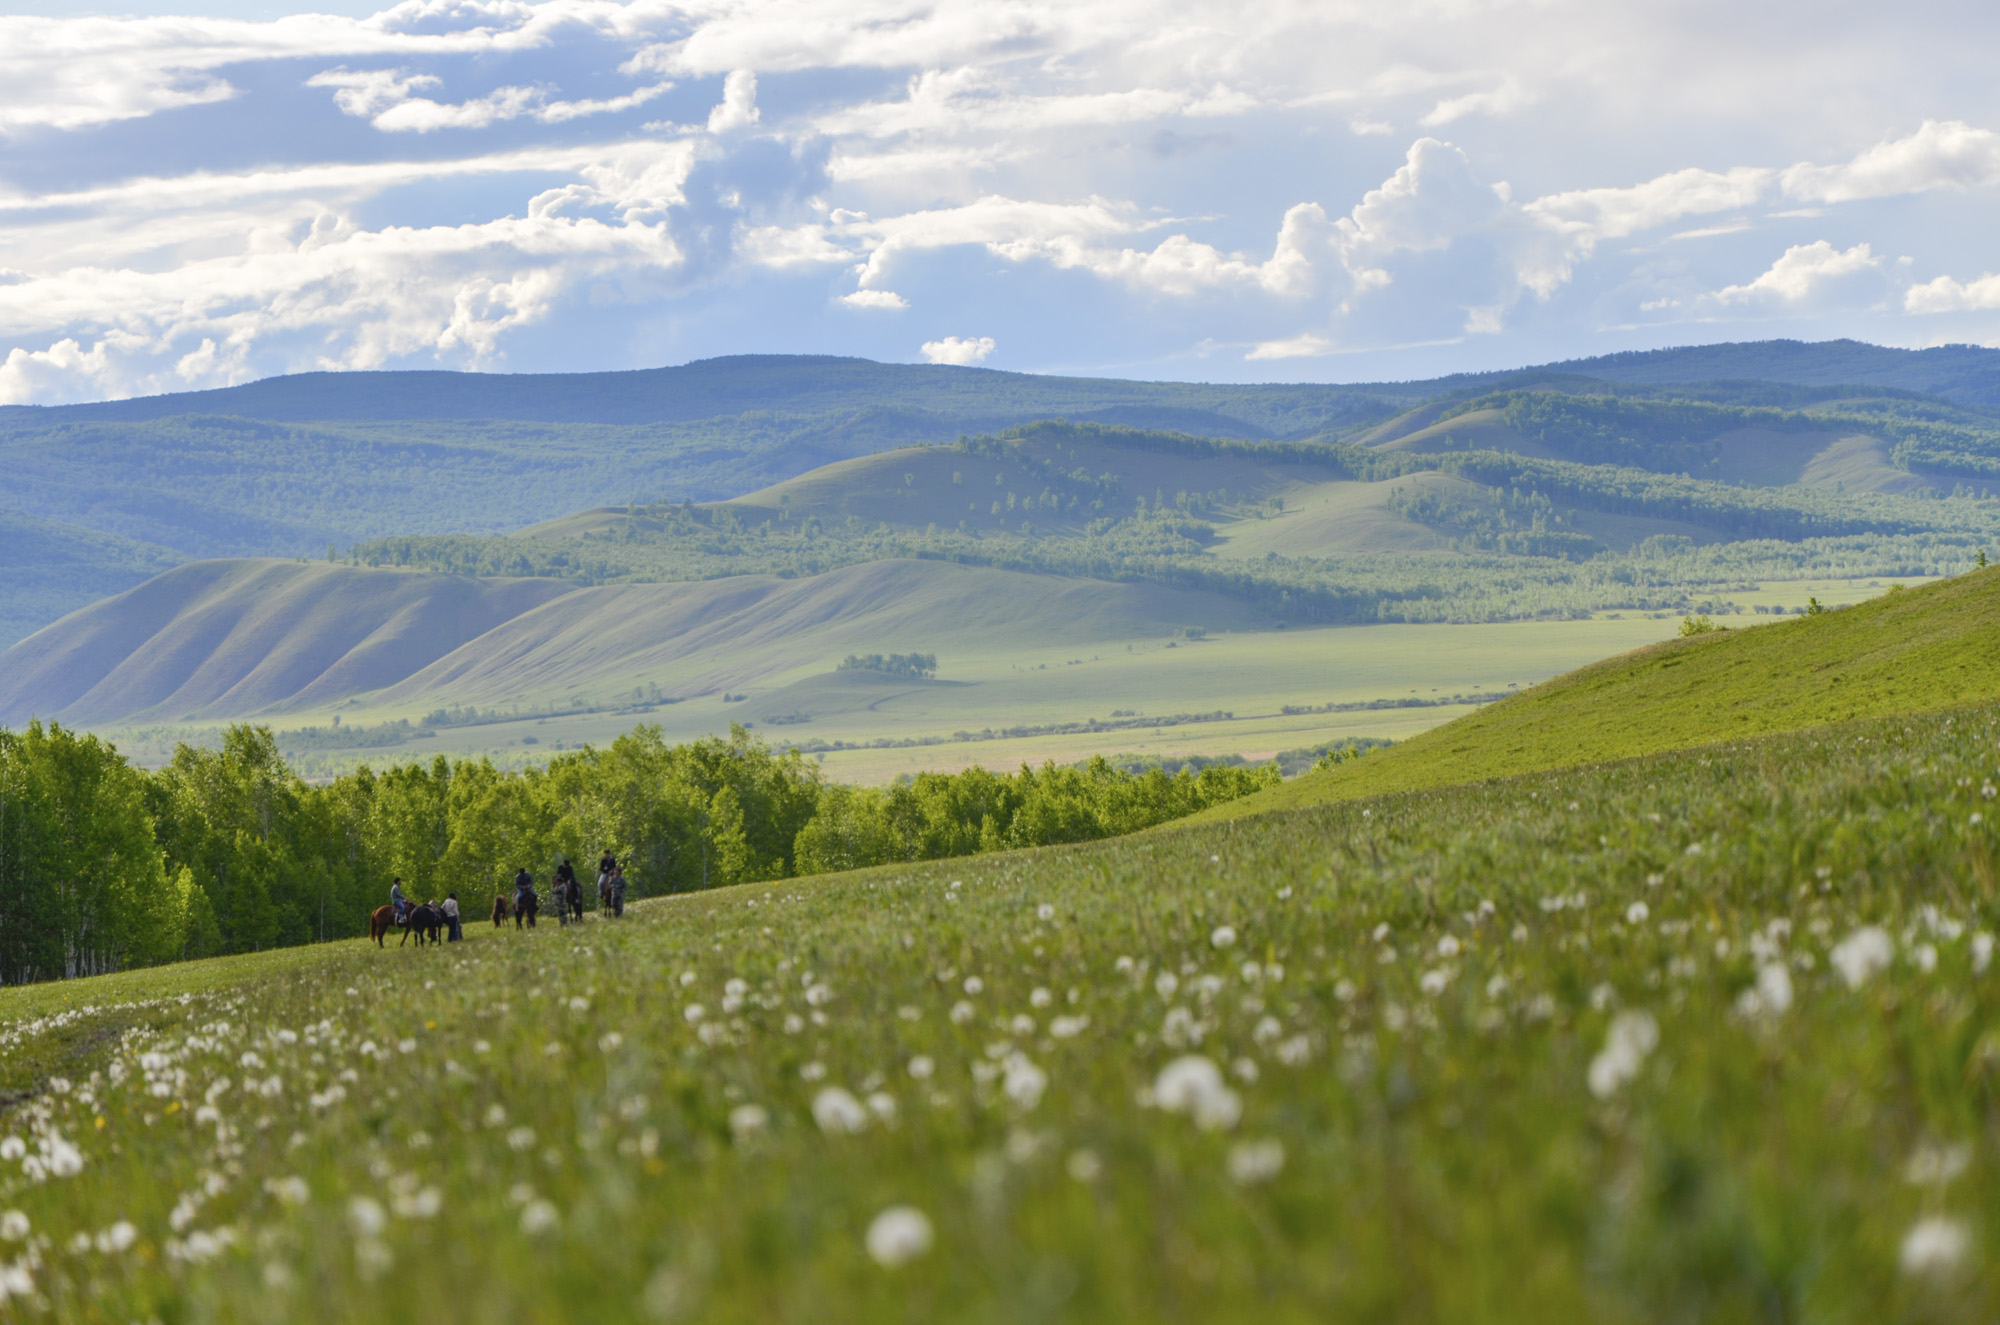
[0,720,1277,986]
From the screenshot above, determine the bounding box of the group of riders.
[387,850,628,943]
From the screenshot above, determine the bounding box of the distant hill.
[0,556,1264,727]
[1210,563,2000,819]
[8,338,2000,650]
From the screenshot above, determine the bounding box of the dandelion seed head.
[1831,926,1894,989]
[1227,1139,1285,1184]
[813,1088,869,1135]
[865,1206,934,1267]
[1210,926,1238,949]
[1900,1216,1970,1278]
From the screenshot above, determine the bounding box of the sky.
[3,0,2000,404]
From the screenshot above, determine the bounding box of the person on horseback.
[513,867,538,930]
[390,877,409,924]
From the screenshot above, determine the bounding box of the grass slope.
[1226,565,2000,818]
[1,703,1997,1319]
[0,557,1266,726]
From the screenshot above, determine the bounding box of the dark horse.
[402,902,444,947]
[513,891,538,930]
[491,894,511,927]
[369,903,443,948]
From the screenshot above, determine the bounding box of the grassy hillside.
[2,700,1996,1318]
[1227,563,2000,817]
[0,557,1274,727]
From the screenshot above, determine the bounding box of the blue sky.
[2,0,1999,402]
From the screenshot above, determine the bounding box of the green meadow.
[5,565,2000,1319]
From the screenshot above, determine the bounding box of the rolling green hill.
[0,556,1267,728]
[1218,562,2000,817]
[12,342,2000,650]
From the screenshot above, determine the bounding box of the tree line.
[0,720,1277,986]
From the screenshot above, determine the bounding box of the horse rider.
[390,876,410,925]
[513,867,539,930]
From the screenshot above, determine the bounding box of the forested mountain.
[8,339,2000,653]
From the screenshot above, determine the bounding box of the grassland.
[1234,563,2000,819]
[2,693,1997,1320]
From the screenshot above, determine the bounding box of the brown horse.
[369,905,397,947]
[491,894,511,926]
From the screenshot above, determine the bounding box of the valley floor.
[99,575,1918,781]
[2,699,1994,1320]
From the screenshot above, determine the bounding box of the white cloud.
[309,66,672,132]
[1245,332,1335,359]
[920,335,994,364]
[840,288,909,309]
[1782,120,2000,204]
[1716,240,1883,307]
[1906,272,2000,314]
[8,2,2000,401]
[1419,77,1533,127]
[708,70,761,133]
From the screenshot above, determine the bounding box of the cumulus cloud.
[840,288,909,309]
[1715,241,1886,308]
[920,335,994,364]
[1782,120,2000,203]
[6,2,2000,401]
[708,70,761,133]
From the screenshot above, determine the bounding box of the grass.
[3,696,2000,1319]
[1225,564,2000,819]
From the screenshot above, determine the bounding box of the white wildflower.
[907,1056,935,1080]
[949,1001,975,1024]
[1905,1143,1973,1186]
[1066,1149,1103,1182]
[1436,935,1461,958]
[1227,1139,1285,1185]
[1831,927,1894,989]
[1586,1010,1659,1099]
[1625,902,1649,924]
[519,1200,560,1235]
[1001,1055,1047,1110]
[1974,933,1995,975]
[1050,1015,1090,1038]
[1419,969,1451,996]
[95,1221,138,1253]
[0,1211,26,1241]
[865,1207,934,1268]
[264,1176,310,1206]
[0,1138,22,1162]
[1210,925,1238,949]
[684,1004,706,1024]
[812,1088,869,1135]
[347,1196,386,1238]
[1735,963,1794,1020]
[1899,1216,1969,1278]
[962,976,984,995]
[507,1126,536,1152]
[729,1104,769,1141]
[1036,904,1055,922]
[1029,987,1053,1009]
[1152,1055,1242,1130]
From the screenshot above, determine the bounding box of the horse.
[491,894,511,927]
[369,905,397,947]
[401,902,444,948]
[513,891,538,930]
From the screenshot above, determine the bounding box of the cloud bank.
[2,0,2000,401]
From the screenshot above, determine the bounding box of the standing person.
[443,892,462,942]
[609,865,628,918]
[389,877,409,925]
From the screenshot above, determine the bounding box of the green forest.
[0,720,1275,986]
[345,421,2000,626]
